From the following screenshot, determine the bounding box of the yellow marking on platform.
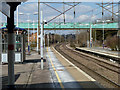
[47,47,64,89]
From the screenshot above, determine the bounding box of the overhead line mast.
[63,0,65,24]
[38,0,40,54]
[74,0,75,18]
[112,0,114,21]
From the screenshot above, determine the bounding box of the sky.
[24,0,119,3]
[1,0,119,22]
[0,0,119,34]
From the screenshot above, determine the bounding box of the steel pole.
[95,30,96,46]
[41,11,44,70]
[90,23,92,48]
[7,7,15,88]
[28,14,30,54]
[47,34,49,47]
[38,0,40,54]
[118,1,120,85]
[33,20,35,45]
[44,32,45,49]
[103,21,104,49]
[37,26,39,51]
[6,2,21,88]
[16,6,19,35]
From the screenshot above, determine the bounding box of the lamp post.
[90,23,92,48]
[33,12,39,52]
[84,24,90,48]
[97,19,110,49]
[26,13,30,54]
[16,6,19,34]
[102,20,105,49]
[93,24,96,47]
[47,34,49,47]
[18,12,24,28]
[40,11,47,70]
[18,12,31,53]
[38,0,40,54]
[32,20,35,45]
[40,10,44,70]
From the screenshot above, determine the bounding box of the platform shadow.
[23,59,46,64]
[1,74,20,87]
[1,81,110,90]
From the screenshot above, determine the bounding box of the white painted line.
[52,46,104,88]
[52,47,96,81]
[76,47,119,58]
[47,47,64,89]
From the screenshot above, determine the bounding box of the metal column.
[37,26,39,52]
[16,6,19,35]
[21,34,26,62]
[47,34,49,47]
[6,2,20,87]
[44,32,45,49]
[38,0,40,54]
[0,33,2,63]
[90,23,92,48]
[118,1,120,85]
[40,11,44,70]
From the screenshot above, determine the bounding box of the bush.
[70,42,76,48]
[105,35,118,51]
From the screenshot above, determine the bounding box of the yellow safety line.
[47,47,64,89]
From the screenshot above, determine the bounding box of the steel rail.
[54,44,120,88]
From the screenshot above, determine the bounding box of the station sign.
[0,2,10,17]
[0,0,27,17]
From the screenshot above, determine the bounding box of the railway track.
[67,45,120,74]
[54,43,120,88]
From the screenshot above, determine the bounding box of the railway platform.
[1,47,102,89]
[2,51,53,89]
[75,47,120,62]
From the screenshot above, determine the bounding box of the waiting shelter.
[0,27,27,63]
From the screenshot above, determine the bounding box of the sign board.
[1,53,21,63]
[15,53,21,62]
[0,2,10,17]
[0,0,28,17]
[2,53,7,63]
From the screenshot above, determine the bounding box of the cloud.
[42,3,93,22]
[0,2,99,23]
[44,13,74,22]
[91,14,97,21]
[77,15,89,22]
[77,14,97,22]
[19,2,38,13]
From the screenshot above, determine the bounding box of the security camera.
[44,20,47,24]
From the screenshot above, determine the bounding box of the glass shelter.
[0,27,27,63]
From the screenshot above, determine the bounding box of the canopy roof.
[0,27,27,34]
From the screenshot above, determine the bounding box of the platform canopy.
[24,0,118,3]
[0,0,27,2]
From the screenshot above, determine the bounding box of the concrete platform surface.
[76,47,120,59]
[51,46,102,89]
[1,47,102,89]
[46,47,82,89]
[1,51,53,89]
